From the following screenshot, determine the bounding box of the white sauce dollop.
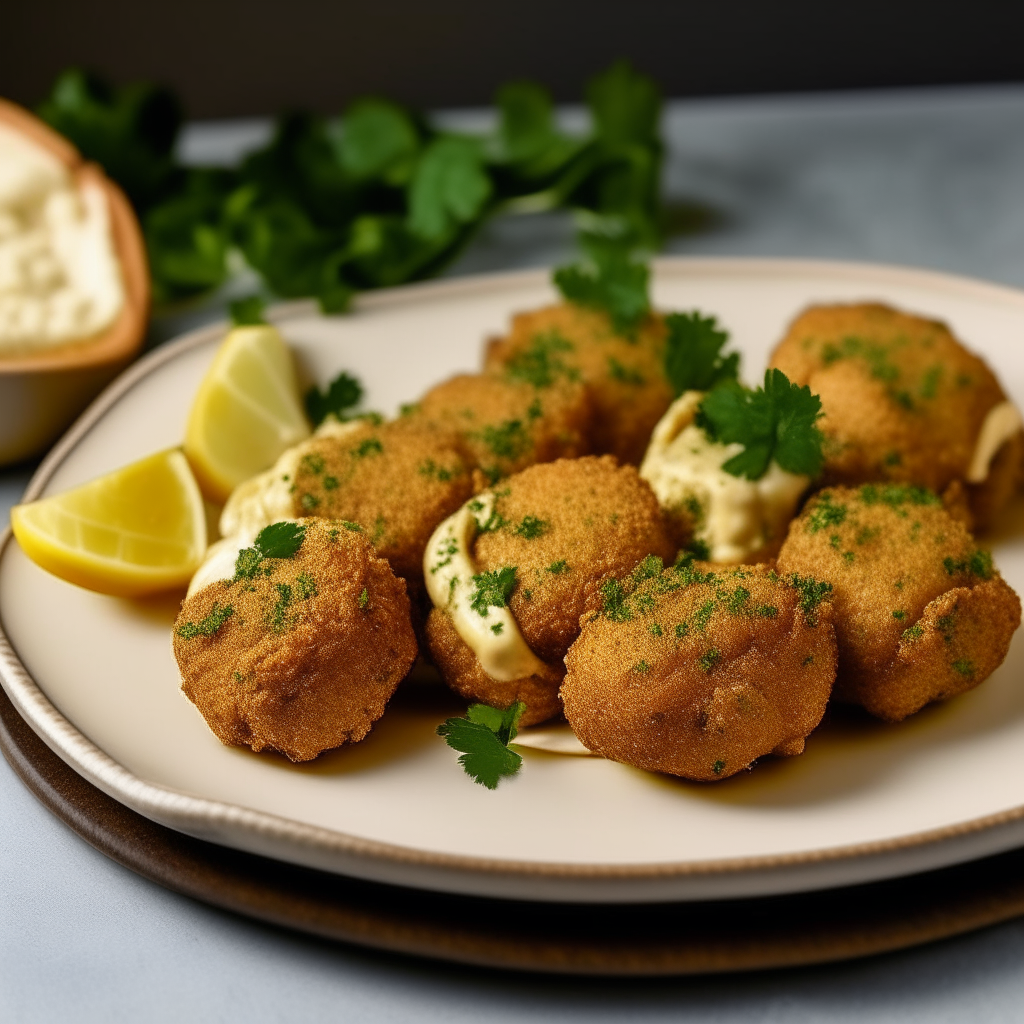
[967,400,1023,483]
[423,492,547,681]
[0,122,124,351]
[640,392,809,563]
[219,418,365,539]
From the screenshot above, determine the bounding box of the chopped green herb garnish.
[305,371,364,427]
[943,550,994,579]
[631,555,664,586]
[229,295,266,325]
[514,515,549,539]
[698,648,722,672]
[469,566,518,616]
[694,600,715,632]
[712,759,726,775]
[675,622,689,638]
[696,369,824,480]
[355,438,383,458]
[892,609,907,621]
[952,659,975,677]
[633,659,651,674]
[806,492,847,533]
[300,493,320,512]
[269,583,294,631]
[607,356,645,385]
[788,573,833,622]
[859,483,940,508]
[648,622,663,637]
[176,602,234,639]
[505,331,579,388]
[663,311,739,396]
[546,559,569,575]
[490,622,504,635]
[600,578,632,622]
[296,572,317,599]
[358,587,369,610]
[479,419,528,460]
[437,701,525,789]
[234,521,307,580]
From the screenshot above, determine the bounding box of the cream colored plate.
[2,259,1024,904]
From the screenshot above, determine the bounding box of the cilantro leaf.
[256,521,307,559]
[437,700,526,788]
[697,369,824,480]
[304,371,364,425]
[335,99,421,184]
[229,296,267,326]
[497,81,556,163]
[469,566,518,616]
[587,60,661,148]
[553,236,650,336]
[664,312,740,395]
[408,136,493,241]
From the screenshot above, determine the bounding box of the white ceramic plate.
[2,258,1024,904]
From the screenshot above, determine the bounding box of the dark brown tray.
[3,678,1024,975]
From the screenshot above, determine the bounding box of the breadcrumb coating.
[414,371,592,483]
[425,456,678,723]
[484,302,673,465]
[776,484,1021,721]
[174,519,417,761]
[769,303,1021,526]
[561,562,837,780]
[289,417,472,585]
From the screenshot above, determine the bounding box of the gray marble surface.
[5,85,1024,1021]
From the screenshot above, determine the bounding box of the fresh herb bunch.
[38,61,665,312]
[696,368,825,480]
[437,701,526,788]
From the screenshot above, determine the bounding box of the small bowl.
[0,98,149,466]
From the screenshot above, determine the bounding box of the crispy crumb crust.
[423,456,678,725]
[289,418,473,586]
[424,608,564,727]
[776,485,1021,721]
[414,371,592,482]
[769,303,1015,527]
[561,564,837,780]
[173,519,417,761]
[484,302,673,465]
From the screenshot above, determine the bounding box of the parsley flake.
[304,371,364,427]
[234,522,306,580]
[176,602,234,639]
[469,567,518,616]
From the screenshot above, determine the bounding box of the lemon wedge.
[10,449,207,597]
[184,324,311,501]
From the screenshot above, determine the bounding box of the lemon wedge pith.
[11,449,207,597]
[184,324,311,502]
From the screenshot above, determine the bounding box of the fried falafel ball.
[222,417,473,599]
[483,303,673,466]
[561,562,838,780]
[423,456,678,726]
[413,371,592,483]
[769,303,1024,528]
[776,484,1021,722]
[174,519,417,762]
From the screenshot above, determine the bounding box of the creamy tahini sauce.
[0,122,124,351]
[424,491,547,681]
[219,418,364,539]
[967,401,1023,483]
[640,392,810,563]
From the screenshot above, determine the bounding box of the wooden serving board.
[3,680,1024,975]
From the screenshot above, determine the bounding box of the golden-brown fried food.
[174,519,417,761]
[287,417,473,586]
[414,371,591,483]
[776,484,1021,721]
[423,455,678,725]
[769,303,1023,527]
[483,302,673,465]
[561,562,837,780]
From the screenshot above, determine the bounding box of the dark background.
[4,0,1024,117]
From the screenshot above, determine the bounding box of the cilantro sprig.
[304,371,364,426]
[553,235,650,336]
[39,61,665,312]
[664,312,739,395]
[437,701,526,789]
[697,369,824,480]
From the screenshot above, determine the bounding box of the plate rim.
[4,254,1024,903]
